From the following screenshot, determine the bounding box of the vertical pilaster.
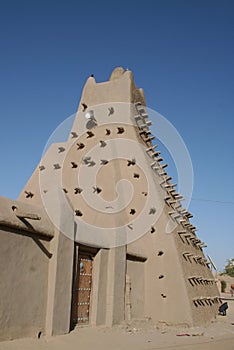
[90,249,109,325]
[106,246,126,326]
[45,198,74,335]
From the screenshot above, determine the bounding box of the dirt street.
[0,299,233,350]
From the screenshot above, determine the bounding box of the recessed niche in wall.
[77,142,85,150]
[25,191,34,198]
[149,207,156,215]
[37,331,42,339]
[127,159,136,166]
[117,127,125,134]
[87,131,94,138]
[93,186,102,194]
[53,163,61,170]
[71,162,78,168]
[101,159,109,165]
[58,147,65,153]
[82,103,88,111]
[71,131,78,138]
[100,140,107,147]
[108,107,114,116]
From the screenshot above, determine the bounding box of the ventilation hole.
[77,142,85,150]
[108,107,114,116]
[117,127,125,134]
[158,251,164,256]
[74,187,83,194]
[37,331,42,339]
[127,159,136,166]
[161,294,167,298]
[100,140,107,147]
[71,162,78,168]
[43,190,48,194]
[58,147,65,153]
[151,226,155,234]
[142,191,148,196]
[24,191,34,198]
[133,173,140,179]
[39,165,45,171]
[149,207,156,215]
[87,131,95,138]
[106,129,111,135]
[12,206,17,212]
[82,103,88,111]
[87,160,96,167]
[101,159,109,165]
[130,209,136,215]
[71,131,78,138]
[93,186,102,194]
[158,275,164,279]
[53,163,61,170]
[75,210,83,217]
[63,188,68,194]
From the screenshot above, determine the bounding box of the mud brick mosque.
[0,67,220,341]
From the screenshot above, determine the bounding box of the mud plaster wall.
[126,259,145,319]
[90,249,109,325]
[0,227,50,341]
[16,67,220,330]
[174,228,220,326]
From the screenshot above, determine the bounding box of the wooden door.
[71,253,93,326]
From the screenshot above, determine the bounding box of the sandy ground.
[0,298,234,350]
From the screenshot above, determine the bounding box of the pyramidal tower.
[0,67,220,341]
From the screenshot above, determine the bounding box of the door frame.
[70,244,98,329]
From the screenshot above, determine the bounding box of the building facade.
[0,67,220,341]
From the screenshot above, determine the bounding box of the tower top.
[77,67,146,111]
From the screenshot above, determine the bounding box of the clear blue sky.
[0,0,233,271]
